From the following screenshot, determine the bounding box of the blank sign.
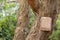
[40,17,52,31]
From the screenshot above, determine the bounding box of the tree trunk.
[57,0,60,13]
[26,0,58,40]
[13,0,29,40]
[13,0,58,40]
[26,16,40,40]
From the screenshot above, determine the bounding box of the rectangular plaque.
[40,17,52,31]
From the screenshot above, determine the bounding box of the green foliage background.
[0,0,60,40]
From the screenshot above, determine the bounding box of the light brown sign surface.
[40,17,52,31]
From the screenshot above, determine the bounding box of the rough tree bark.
[13,0,58,40]
[26,0,58,40]
[26,16,40,40]
[13,0,29,40]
